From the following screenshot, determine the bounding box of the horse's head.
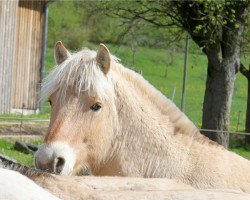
[35,42,118,175]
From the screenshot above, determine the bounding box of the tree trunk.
[245,79,250,144]
[200,23,245,148]
[174,2,249,148]
[201,48,238,148]
[239,63,250,144]
[200,3,248,148]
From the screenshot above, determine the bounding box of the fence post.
[172,87,176,102]
[236,110,242,132]
[181,32,189,113]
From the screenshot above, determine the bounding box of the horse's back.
[0,168,60,200]
[1,167,250,200]
[33,174,250,200]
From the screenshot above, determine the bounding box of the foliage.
[47,1,186,50]
[48,1,89,49]
[93,1,250,50]
[47,1,249,52]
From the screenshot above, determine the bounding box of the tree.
[240,62,250,144]
[239,13,250,144]
[91,1,250,147]
[175,1,249,148]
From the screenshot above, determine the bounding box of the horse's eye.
[48,100,52,106]
[90,103,101,112]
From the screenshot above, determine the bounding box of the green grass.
[229,138,250,160]
[0,139,42,167]
[231,148,250,160]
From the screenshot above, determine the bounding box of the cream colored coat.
[1,167,250,200]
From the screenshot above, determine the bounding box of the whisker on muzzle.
[76,163,92,176]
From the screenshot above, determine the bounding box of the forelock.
[41,48,114,103]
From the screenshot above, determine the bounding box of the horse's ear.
[54,41,71,65]
[96,43,111,74]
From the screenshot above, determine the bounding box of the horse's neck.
[112,64,201,144]
[113,64,201,138]
[98,66,250,192]
[108,66,204,177]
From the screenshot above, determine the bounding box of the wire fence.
[1,115,250,136]
[0,117,49,122]
[199,129,250,136]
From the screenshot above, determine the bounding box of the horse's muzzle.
[34,142,75,175]
[35,156,65,174]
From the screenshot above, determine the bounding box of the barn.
[0,0,49,114]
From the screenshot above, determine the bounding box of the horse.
[1,155,250,200]
[0,156,60,200]
[35,41,250,192]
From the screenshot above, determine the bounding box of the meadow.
[0,42,250,166]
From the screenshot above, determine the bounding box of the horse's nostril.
[54,157,65,174]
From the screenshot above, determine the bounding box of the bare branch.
[240,63,250,79]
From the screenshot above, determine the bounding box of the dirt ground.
[0,122,49,139]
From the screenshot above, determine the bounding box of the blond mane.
[41,48,118,103]
[111,61,219,147]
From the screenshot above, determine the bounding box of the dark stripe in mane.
[0,155,52,179]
